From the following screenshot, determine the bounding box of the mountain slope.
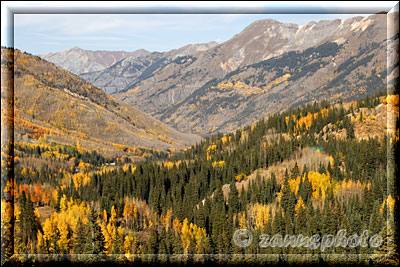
[161,33,396,134]
[39,46,151,75]
[2,48,200,158]
[79,41,218,95]
[80,52,166,95]
[115,14,389,118]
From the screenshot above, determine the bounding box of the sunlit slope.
[2,48,200,157]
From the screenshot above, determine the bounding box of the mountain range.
[40,13,398,135]
[39,47,151,75]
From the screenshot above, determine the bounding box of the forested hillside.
[1,48,200,160]
[2,90,398,265]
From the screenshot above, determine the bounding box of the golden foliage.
[212,160,225,168]
[14,116,54,139]
[266,73,291,89]
[72,173,90,189]
[221,136,228,144]
[295,197,305,216]
[235,173,248,182]
[215,80,266,96]
[247,202,271,230]
[160,209,172,232]
[171,217,208,254]
[238,211,247,229]
[380,194,395,214]
[217,81,234,90]
[307,171,335,200]
[381,94,399,106]
[288,175,302,196]
[163,160,181,169]
[207,144,217,152]
[206,143,217,160]
[40,198,90,254]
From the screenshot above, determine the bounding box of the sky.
[2,1,398,55]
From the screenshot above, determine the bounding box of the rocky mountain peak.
[40,47,152,75]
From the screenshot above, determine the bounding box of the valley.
[1,11,399,266]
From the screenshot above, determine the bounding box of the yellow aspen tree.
[123,199,133,229]
[56,213,70,253]
[181,218,191,254]
[36,231,44,253]
[42,216,59,253]
[101,222,113,254]
[60,194,67,212]
[101,209,107,224]
[172,217,181,234]
[13,203,25,254]
[239,211,247,229]
[110,206,117,225]
[164,209,172,232]
[123,234,137,256]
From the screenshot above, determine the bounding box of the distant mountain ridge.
[40,47,151,75]
[38,13,398,135]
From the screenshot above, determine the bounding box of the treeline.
[15,141,109,166]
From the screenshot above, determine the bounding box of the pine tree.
[88,207,105,254]
[147,228,159,254]
[280,169,291,211]
[73,218,89,254]
[371,222,399,266]
[272,208,284,254]
[369,201,384,236]
[19,191,42,252]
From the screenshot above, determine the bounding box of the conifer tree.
[73,218,89,254]
[371,222,399,266]
[147,228,159,254]
[19,191,42,251]
[88,207,106,254]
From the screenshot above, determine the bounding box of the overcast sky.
[2,1,398,55]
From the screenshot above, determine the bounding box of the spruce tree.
[88,207,106,254]
[147,228,159,254]
[73,218,89,254]
[19,191,42,251]
[371,222,399,266]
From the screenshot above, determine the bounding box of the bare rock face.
[80,52,166,95]
[39,47,151,75]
